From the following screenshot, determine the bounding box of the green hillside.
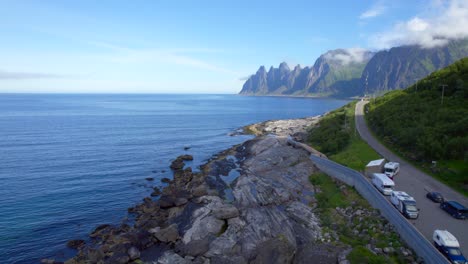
[366,58,468,194]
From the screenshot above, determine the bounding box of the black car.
[426,192,444,203]
[440,201,468,220]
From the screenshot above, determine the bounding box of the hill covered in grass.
[366,58,468,194]
[307,102,380,171]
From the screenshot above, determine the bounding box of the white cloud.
[324,48,371,65]
[360,1,387,19]
[371,0,468,49]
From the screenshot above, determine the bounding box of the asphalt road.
[355,100,468,255]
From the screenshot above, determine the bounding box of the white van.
[384,162,400,179]
[372,173,395,195]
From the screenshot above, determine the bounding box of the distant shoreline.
[237,93,358,100]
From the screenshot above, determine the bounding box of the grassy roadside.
[364,103,468,197]
[307,105,414,263]
[308,101,381,171]
[310,173,412,264]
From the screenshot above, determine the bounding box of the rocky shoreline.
[43,116,415,264]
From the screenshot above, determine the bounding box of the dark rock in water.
[179,154,193,161]
[184,146,191,150]
[170,159,185,170]
[170,155,194,170]
[89,224,111,238]
[151,186,162,197]
[145,177,154,181]
[66,239,85,249]
[161,177,172,184]
[128,246,141,260]
[161,170,166,173]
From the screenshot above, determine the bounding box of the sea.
[0,94,349,263]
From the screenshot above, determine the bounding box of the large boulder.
[180,238,211,257]
[212,205,239,220]
[182,206,225,244]
[150,224,179,243]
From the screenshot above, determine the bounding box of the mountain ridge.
[239,39,468,97]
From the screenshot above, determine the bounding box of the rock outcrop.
[64,134,338,263]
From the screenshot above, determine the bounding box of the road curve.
[355,100,468,255]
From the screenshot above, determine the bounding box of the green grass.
[309,173,408,264]
[348,246,390,264]
[310,172,366,209]
[308,101,381,171]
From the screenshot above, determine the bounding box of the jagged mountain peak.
[239,39,468,97]
[278,62,290,71]
[256,66,267,74]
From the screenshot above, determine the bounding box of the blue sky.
[1,0,467,93]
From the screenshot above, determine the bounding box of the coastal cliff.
[57,117,415,264]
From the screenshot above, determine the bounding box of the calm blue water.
[0,94,348,263]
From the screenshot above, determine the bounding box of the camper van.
[390,191,419,219]
[433,230,467,263]
[365,159,400,179]
[372,173,395,195]
[384,162,400,179]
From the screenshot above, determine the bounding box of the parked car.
[433,230,467,264]
[426,192,444,203]
[440,201,468,220]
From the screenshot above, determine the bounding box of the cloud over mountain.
[324,48,373,65]
[371,0,468,49]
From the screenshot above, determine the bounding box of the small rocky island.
[53,117,415,264]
